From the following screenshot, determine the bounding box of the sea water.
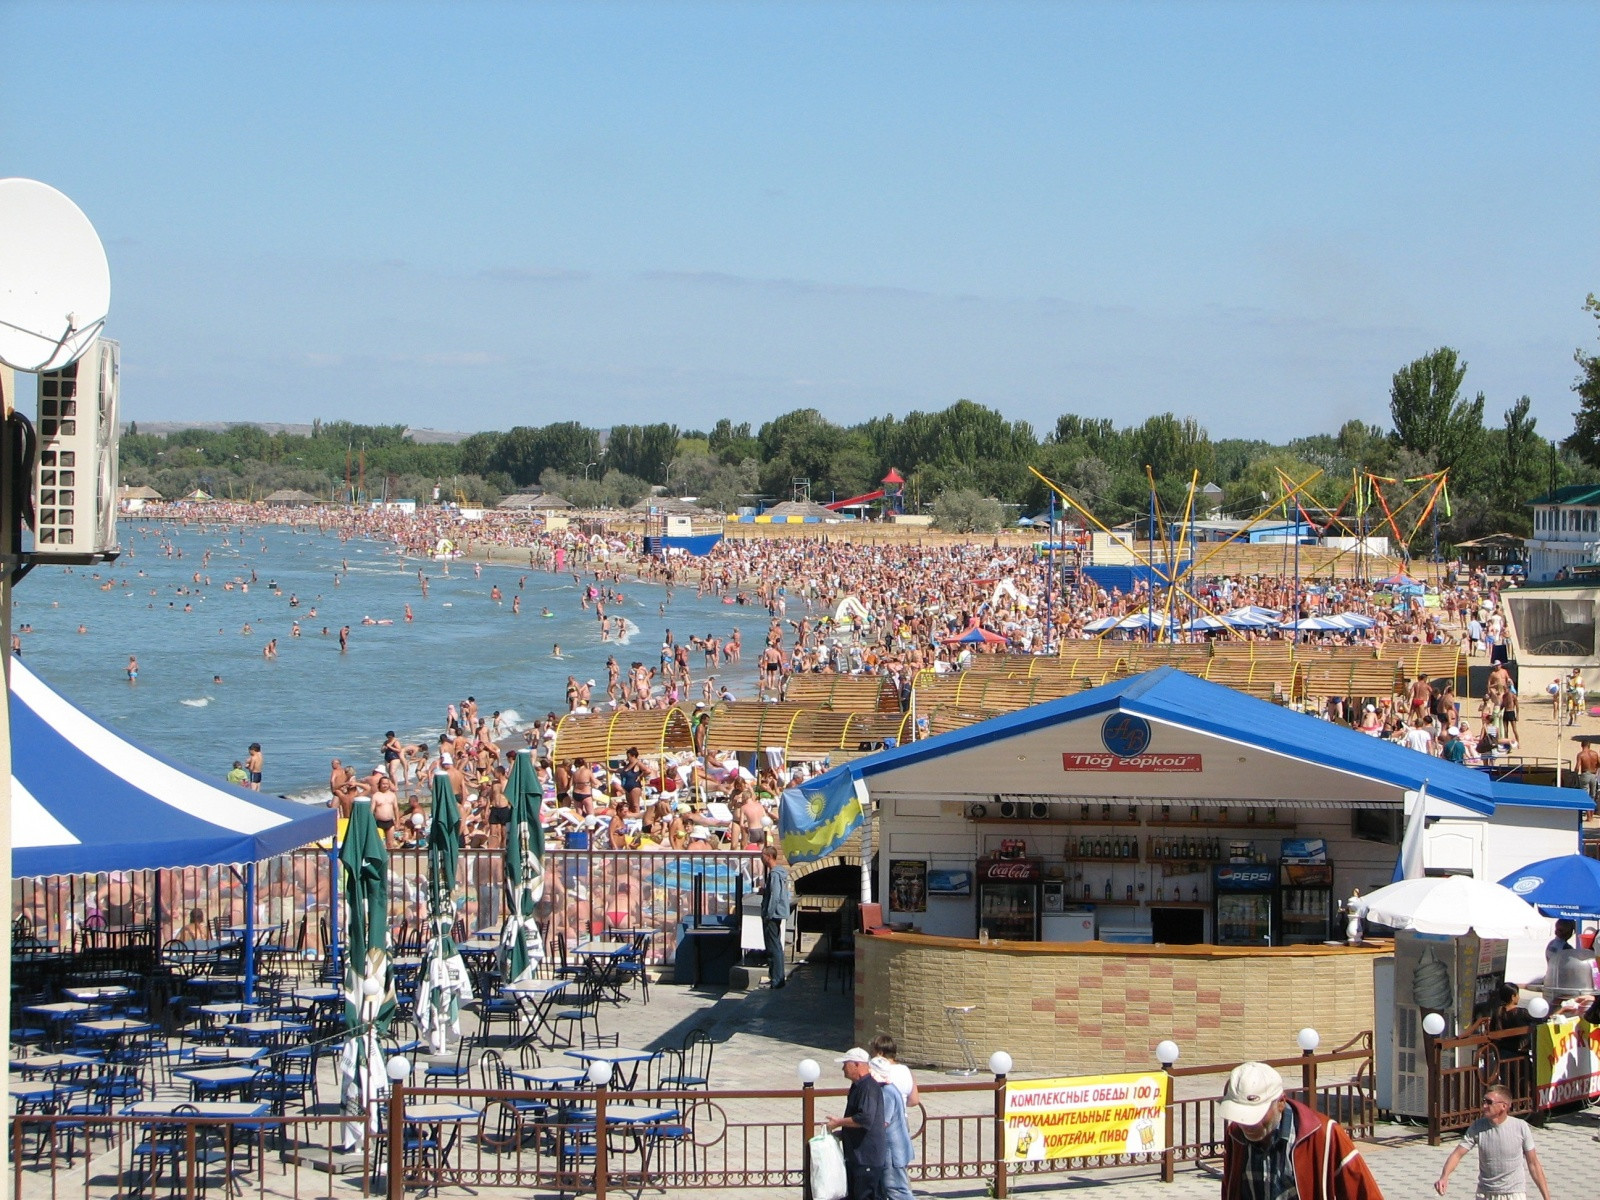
[10,523,779,796]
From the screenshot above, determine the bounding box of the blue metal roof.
[836,665,1500,814]
[10,659,335,877]
[1486,781,1595,812]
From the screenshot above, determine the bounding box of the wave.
[281,786,331,807]
[179,697,211,708]
[615,618,641,645]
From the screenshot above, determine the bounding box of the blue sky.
[4,1,1596,442]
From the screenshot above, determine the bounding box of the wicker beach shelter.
[548,707,694,765]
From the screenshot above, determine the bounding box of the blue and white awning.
[9,659,334,878]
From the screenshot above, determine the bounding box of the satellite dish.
[0,178,111,373]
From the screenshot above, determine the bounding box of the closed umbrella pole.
[418,770,471,1054]
[338,797,394,1149]
[499,748,546,984]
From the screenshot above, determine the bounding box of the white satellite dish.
[0,178,111,373]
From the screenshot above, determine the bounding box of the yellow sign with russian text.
[1002,1071,1169,1162]
[1534,1014,1600,1108]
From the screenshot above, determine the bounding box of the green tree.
[932,488,1005,533]
[1388,348,1484,470]
[1566,294,1600,467]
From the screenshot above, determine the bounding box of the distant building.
[1526,485,1600,581]
[117,485,161,513]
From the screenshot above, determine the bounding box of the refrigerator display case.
[1213,864,1276,946]
[976,857,1041,941]
[1278,863,1337,945]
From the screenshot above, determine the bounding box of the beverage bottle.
[1126,884,1134,901]
[1191,884,1199,902]
[1104,878,1113,900]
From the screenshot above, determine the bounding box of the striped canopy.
[9,658,334,877]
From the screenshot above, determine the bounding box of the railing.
[11,848,766,976]
[1166,1031,1376,1182]
[9,1036,1379,1200]
[1426,1022,1538,1144]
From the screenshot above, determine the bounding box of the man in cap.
[1219,1061,1382,1200]
[826,1047,888,1200]
[759,845,793,989]
[1434,1083,1550,1200]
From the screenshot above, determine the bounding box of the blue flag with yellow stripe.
[779,768,865,864]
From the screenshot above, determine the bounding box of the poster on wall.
[1002,1072,1169,1162]
[890,859,927,913]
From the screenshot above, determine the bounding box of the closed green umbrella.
[498,748,546,983]
[338,797,394,1148]
[418,770,470,1053]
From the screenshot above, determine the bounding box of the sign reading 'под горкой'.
[1002,1071,1169,1163]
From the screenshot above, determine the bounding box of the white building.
[1525,484,1600,582]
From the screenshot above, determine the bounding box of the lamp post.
[588,1059,612,1190]
[988,1052,1012,1199]
[385,1056,411,1185]
[1296,1028,1320,1113]
[798,1058,821,1200]
[1421,1012,1446,1143]
[1156,1041,1179,1181]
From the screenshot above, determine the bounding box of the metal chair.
[659,1029,714,1089]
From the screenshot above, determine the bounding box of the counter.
[855,931,1390,1074]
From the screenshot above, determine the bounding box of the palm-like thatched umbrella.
[498,748,546,983]
[338,797,394,1147]
[416,770,472,1054]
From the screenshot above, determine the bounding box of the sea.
[9,522,780,799]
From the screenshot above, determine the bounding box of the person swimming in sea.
[126,655,138,682]
[552,644,563,658]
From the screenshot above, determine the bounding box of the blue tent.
[9,658,334,878]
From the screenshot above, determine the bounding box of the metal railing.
[1426,1022,1538,1144]
[11,848,766,977]
[9,1034,1379,1200]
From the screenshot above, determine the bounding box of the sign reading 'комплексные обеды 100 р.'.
[1003,1072,1171,1162]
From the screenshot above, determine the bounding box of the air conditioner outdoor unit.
[30,337,119,562]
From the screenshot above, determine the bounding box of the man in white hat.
[826,1047,889,1200]
[1219,1061,1382,1200]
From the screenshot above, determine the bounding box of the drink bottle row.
[1150,836,1223,861]
[1071,836,1139,859]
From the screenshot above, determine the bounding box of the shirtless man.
[327,759,359,819]
[245,743,263,791]
[1576,740,1600,799]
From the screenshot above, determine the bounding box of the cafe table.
[571,941,633,1003]
[290,985,342,1004]
[64,984,132,1003]
[189,1045,268,1064]
[73,1017,155,1052]
[9,1077,60,1110]
[123,1099,270,1197]
[10,1053,99,1076]
[226,1018,309,1043]
[173,1064,261,1102]
[564,1046,658,1090]
[402,1102,480,1196]
[509,1065,586,1088]
[499,978,570,1047]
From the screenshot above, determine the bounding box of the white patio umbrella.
[1356,876,1549,940]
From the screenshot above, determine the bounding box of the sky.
[3,1,1597,444]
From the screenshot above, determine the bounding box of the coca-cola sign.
[978,857,1041,882]
[1062,751,1202,773]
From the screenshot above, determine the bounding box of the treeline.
[122,318,1600,545]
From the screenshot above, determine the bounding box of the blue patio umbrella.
[1499,854,1600,920]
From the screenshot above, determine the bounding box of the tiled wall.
[856,935,1384,1074]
